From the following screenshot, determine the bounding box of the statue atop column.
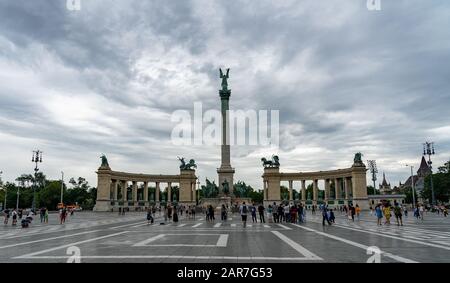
[100,154,110,169]
[178,157,197,170]
[353,152,365,167]
[261,155,280,168]
[219,68,230,91]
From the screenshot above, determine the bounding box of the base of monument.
[93,200,111,212]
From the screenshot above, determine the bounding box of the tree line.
[0,173,97,211]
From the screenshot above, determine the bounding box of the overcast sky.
[0,0,449,191]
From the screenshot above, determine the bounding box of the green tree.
[38,180,63,210]
[423,171,450,203]
[367,185,376,195]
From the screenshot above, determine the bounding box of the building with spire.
[400,156,431,193]
[379,172,392,195]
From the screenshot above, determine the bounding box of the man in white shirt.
[239,202,249,228]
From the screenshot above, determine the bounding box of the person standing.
[375,204,383,226]
[298,204,304,223]
[173,205,179,223]
[251,203,257,223]
[419,205,425,221]
[284,204,290,223]
[258,204,265,223]
[267,205,273,223]
[272,203,278,223]
[239,202,249,228]
[60,207,67,224]
[329,209,335,223]
[40,207,45,223]
[146,208,153,225]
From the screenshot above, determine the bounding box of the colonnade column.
[113,180,118,201]
[324,179,330,204]
[343,178,349,205]
[167,182,172,203]
[132,181,138,206]
[301,180,306,203]
[122,181,128,202]
[345,177,352,204]
[144,182,149,205]
[288,180,293,202]
[313,179,318,205]
[155,182,160,205]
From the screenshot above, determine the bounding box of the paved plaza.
[1,210,450,263]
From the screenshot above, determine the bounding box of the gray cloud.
[0,0,449,189]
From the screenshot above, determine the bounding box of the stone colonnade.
[94,166,197,211]
[262,164,368,209]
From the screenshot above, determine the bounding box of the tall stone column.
[179,170,196,205]
[263,167,281,207]
[313,179,318,205]
[324,179,330,203]
[288,180,293,201]
[192,182,196,203]
[351,164,369,209]
[132,181,138,207]
[144,182,149,205]
[167,182,172,203]
[343,177,349,205]
[122,181,128,202]
[335,178,341,201]
[155,182,160,204]
[217,69,235,196]
[113,180,118,201]
[301,180,306,202]
[94,166,112,211]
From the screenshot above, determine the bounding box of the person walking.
[40,207,45,223]
[329,209,335,223]
[173,205,179,223]
[44,208,49,223]
[322,207,331,225]
[221,204,227,221]
[258,204,265,223]
[118,206,122,216]
[284,204,290,223]
[60,207,67,224]
[239,202,249,228]
[298,204,304,223]
[419,205,425,221]
[12,209,18,226]
[3,208,10,225]
[383,204,391,225]
[278,204,284,223]
[375,204,383,226]
[394,203,403,226]
[146,208,154,225]
[251,204,257,223]
[355,204,361,220]
[267,205,273,223]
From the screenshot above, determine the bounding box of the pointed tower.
[417,156,431,178]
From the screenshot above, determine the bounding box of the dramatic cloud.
[0,0,449,190]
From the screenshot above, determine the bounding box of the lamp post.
[405,165,416,209]
[367,160,378,195]
[60,171,64,205]
[197,176,200,205]
[16,181,20,210]
[423,142,436,206]
[1,170,5,210]
[31,150,43,212]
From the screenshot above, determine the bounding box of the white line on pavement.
[177,224,187,227]
[192,223,203,228]
[214,223,222,228]
[309,220,450,252]
[216,234,229,247]
[0,230,101,249]
[108,222,148,229]
[133,234,166,246]
[231,224,236,227]
[19,255,321,261]
[264,225,270,228]
[291,224,417,263]
[277,224,292,230]
[14,231,129,259]
[271,231,322,260]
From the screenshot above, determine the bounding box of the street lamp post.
[60,171,64,205]
[367,160,378,195]
[31,150,43,212]
[16,181,20,210]
[1,170,5,210]
[423,142,436,206]
[197,176,200,205]
[405,165,416,209]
